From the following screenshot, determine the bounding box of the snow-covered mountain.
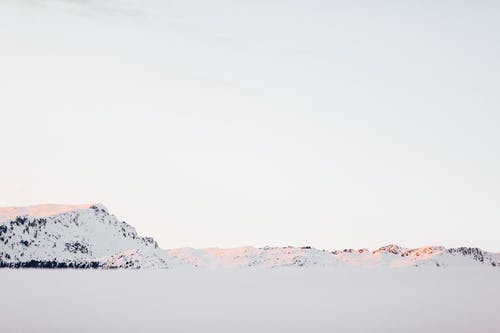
[0,204,498,269]
[166,244,500,269]
[0,204,168,268]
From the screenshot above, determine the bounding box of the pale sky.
[1,0,499,251]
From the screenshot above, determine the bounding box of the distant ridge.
[0,204,498,269]
[166,244,499,269]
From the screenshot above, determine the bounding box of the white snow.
[1,204,498,269]
[167,245,500,269]
[0,204,167,268]
[0,205,498,332]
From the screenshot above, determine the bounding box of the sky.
[0,0,499,251]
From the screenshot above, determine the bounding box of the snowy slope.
[167,244,500,269]
[0,204,168,268]
[1,204,498,269]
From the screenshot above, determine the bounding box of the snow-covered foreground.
[1,268,498,333]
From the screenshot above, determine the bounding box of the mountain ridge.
[0,204,498,269]
[0,204,167,268]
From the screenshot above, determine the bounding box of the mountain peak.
[0,203,99,223]
[373,244,407,255]
[0,204,499,269]
[0,203,166,268]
